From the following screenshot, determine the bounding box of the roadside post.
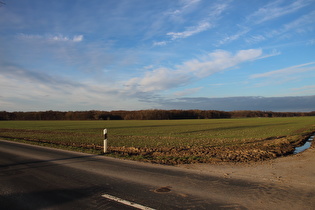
[103,129,108,154]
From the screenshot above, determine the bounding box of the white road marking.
[101,194,155,210]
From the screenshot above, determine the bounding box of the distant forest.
[1,110,315,120]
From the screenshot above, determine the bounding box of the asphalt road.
[0,140,312,209]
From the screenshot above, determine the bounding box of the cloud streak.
[250,62,315,79]
[167,21,212,40]
[292,85,315,95]
[167,0,201,17]
[17,33,84,42]
[125,49,264,93]
[247,0,310,24]
[165,2,229,42]
[218,0,313,46]
[218,28,250,45]
[180,49,263,77]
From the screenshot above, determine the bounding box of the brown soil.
[3,132,312,165]
[107,133,313,164]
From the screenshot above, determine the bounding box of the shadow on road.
[0,153,99,170]
[0,186,131,210]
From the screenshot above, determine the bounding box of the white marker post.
[103,129,108,154]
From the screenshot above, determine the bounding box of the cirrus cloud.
[167,21,212,40]
[247,0,310,24]
[250,62,315,79]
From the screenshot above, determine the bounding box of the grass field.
[1,117,314,164]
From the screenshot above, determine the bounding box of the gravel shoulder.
[178,144,315,191]
[175,145,315,209]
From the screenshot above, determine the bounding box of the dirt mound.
[107,143,294,164]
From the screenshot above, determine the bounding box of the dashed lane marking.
[101,194,155,210]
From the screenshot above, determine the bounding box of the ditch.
[293,133,314,154]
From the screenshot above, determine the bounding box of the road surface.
[0,140,314,209]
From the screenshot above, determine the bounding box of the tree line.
[0,110,314,120]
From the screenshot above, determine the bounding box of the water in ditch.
[293,134,314,154]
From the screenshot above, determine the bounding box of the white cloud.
[17,33,84,42]
[0,63,141,111]
[153,41,168,46]
[124,67,191,92]
[181,49,263,77]
[73,35,84,42]
[125,49,264,93]
[51,35,70,41]
[49,34,84,42]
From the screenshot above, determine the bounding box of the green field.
[1,117,314,164]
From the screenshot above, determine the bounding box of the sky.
[0,0,315,112]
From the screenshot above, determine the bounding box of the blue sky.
[0,0,315,112]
